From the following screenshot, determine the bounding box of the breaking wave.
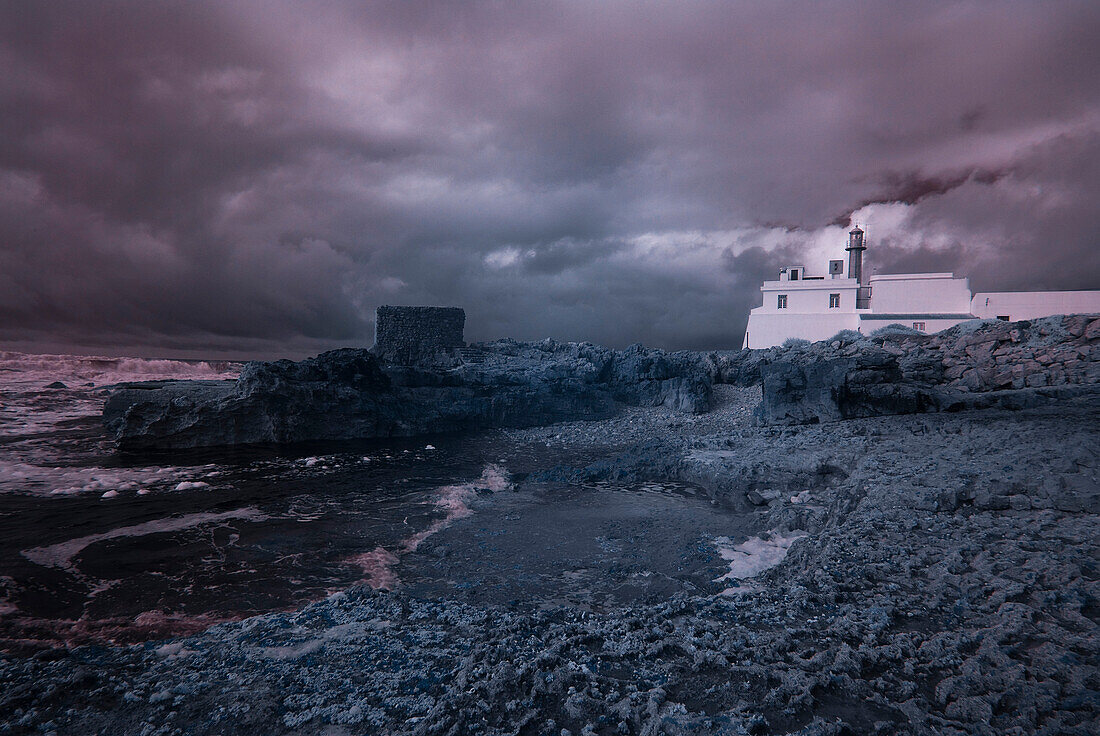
[0,350,240,389]
[0,351,241,495]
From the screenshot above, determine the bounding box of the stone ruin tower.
[372,306,466,365]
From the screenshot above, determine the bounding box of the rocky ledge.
[103,340,711,450]
[103,315,1098,449]
[745,314,1100,424]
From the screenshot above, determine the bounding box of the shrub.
[869,323,921,338]
[781,337,811,349]
[827,329,866,345]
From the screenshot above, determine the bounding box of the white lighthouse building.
[742,227,1100,349]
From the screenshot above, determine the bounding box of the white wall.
[744,312,861,348]
[971,291,1100,321]
[869,273,972,314]
[757,279,859,313]
[858,316,974,336]
[745,279,861,347]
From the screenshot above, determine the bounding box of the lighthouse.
[742,224,1100,348]
[846,226,870,308]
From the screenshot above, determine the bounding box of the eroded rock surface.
[103,315,1097,448]
[752,315,1099,424]
[7,388,1098,735]
[104,341,711,449]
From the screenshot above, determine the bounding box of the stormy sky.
[2,1,1098,358]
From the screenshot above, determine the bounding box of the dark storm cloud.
[829,167,1010,228]
[1,1,1098,357]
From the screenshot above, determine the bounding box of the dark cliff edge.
[103,340,712,450]
[103,315,1098,449]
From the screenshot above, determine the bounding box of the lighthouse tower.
[846,226,871,308]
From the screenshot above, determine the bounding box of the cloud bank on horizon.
[2,1,1098,357]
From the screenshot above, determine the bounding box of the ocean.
[0,351,741,653]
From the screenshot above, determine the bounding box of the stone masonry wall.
[373,306,465,365]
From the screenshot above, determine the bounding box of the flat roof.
[972,290,1100,297]
[762,278,859,290]
[860,313,975,320]
[869,273,958,282]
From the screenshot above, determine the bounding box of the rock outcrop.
[104,315,1098,446]
[753,314,1099,424]
[104,341,712,450]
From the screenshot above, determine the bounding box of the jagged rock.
[104,315,1098,444]
[746,489,785,506]
[104,342,712,450]
[757,349,938,424]
[755,315,1099,424]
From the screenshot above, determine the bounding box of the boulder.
[753,315,1099,424]
[757,351,938,424]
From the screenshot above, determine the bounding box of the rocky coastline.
[103,314,1098,451]
[748,314,1099,424]
[2,315,1096,735]
[103,340,712,450]
[5,387,1098,735]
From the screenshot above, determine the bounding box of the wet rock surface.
[400,478,748,609]
[7,385,1098,735]
[103,341,712,450]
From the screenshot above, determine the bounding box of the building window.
[790,269,799,281]
[777,294,788,309]
[829,293,840,308]
[913,322,926,332]
[997,315,1010,321]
